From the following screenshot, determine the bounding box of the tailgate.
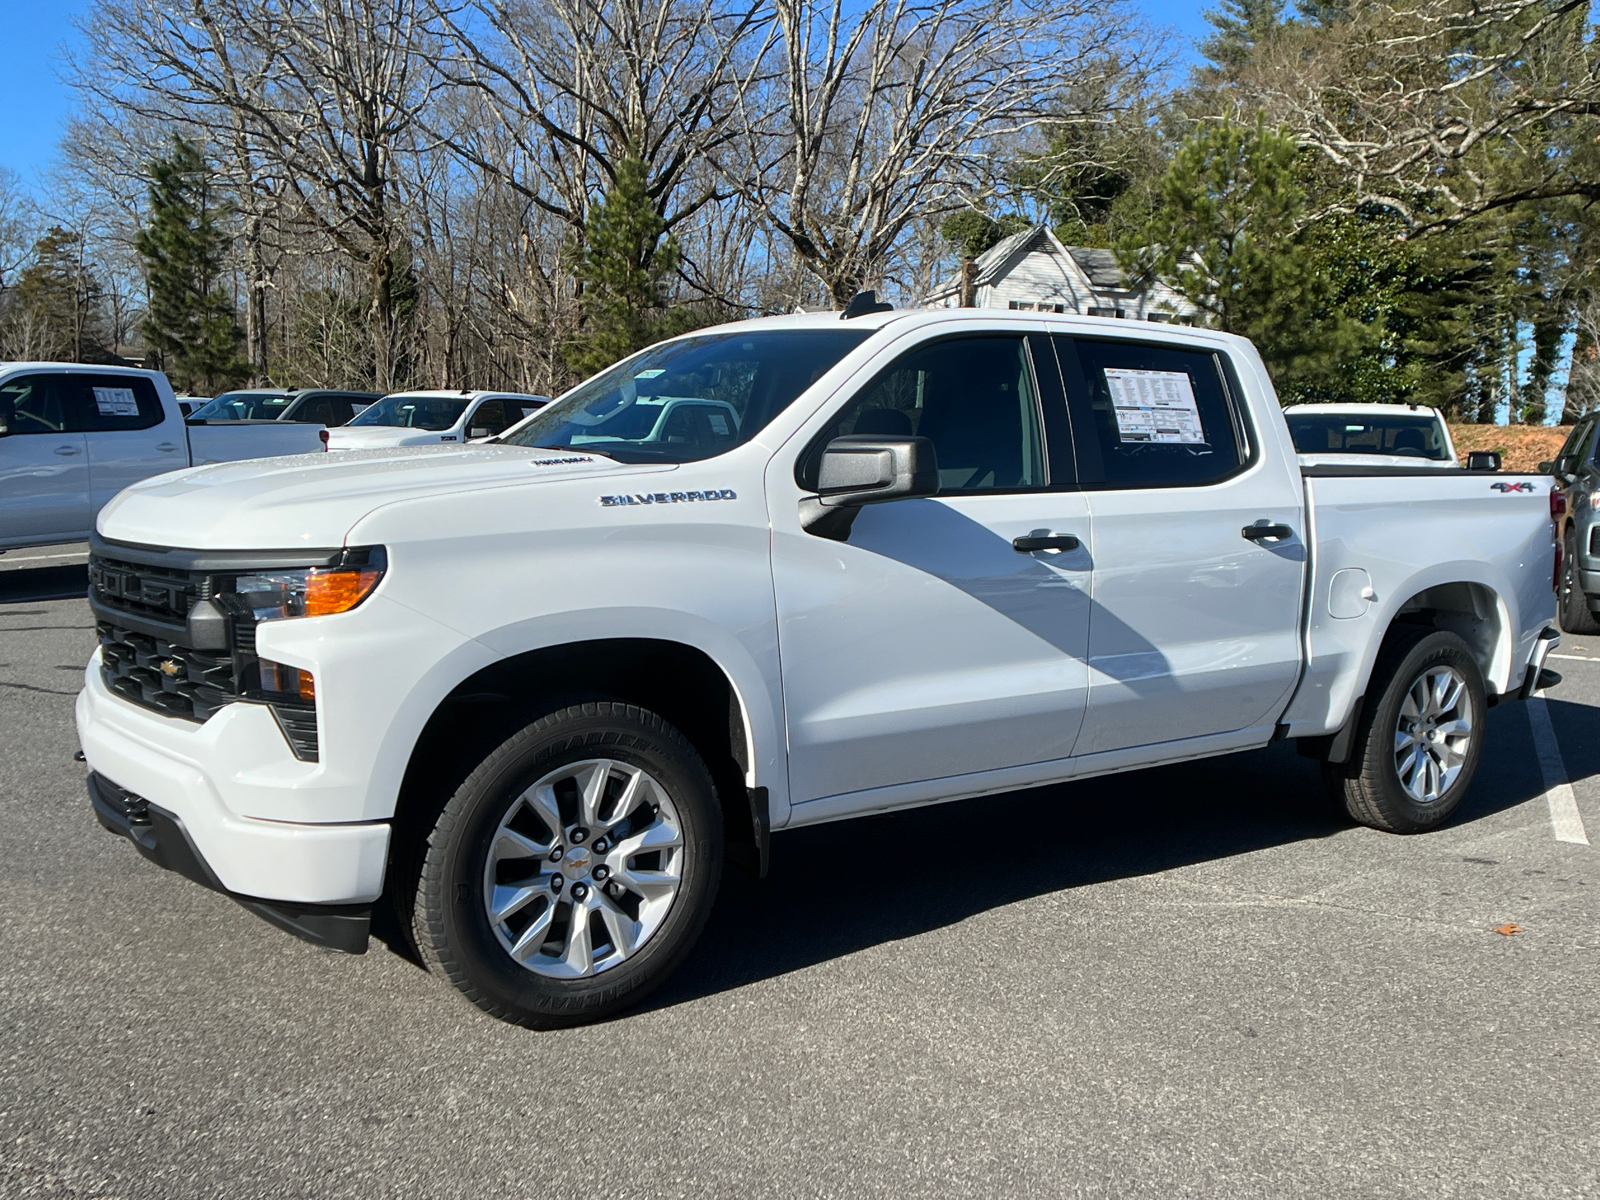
[186,421,326,465]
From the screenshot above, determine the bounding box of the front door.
[0,373,90,547]
[772,333,1094,809]
[1048,335,1305,756]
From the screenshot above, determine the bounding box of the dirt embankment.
[1448,425,1568,473]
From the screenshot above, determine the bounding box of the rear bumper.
[89,772,373,953]
[1518,627,1562,700]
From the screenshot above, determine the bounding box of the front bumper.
[89,773,372,953]
[76,667,389,905]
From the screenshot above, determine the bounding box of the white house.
[923,224,1198,323]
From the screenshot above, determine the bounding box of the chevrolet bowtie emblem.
[158,659,182,677]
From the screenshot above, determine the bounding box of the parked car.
[324,389,550,449]
[0,363,326,551]
[189,387,380,427]
[1544,413,1600,634]
[1284,402,1463,468]
[77,309,1561,1027]
[174,396,209,418]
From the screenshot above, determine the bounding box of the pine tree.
[563,155,682,379]
[136,137,246,391]
[7,226,103,361]
[1118,116,1365,401]
[1198,0,1292,76]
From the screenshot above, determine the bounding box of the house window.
[1087,306,1116,317]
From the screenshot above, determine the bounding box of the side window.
[296,398,338,425]
[801,336,1046,493]
[0,375,70,435]
[470,400,510,436]
[1057,336,1250,489]
[74,374,165,433]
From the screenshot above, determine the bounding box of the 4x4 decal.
[1490,481,1536,493]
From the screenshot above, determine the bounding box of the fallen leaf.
[1491,922,1523,936]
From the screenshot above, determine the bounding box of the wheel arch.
[387,634,775,912]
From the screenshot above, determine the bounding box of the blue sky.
[0,0,1212,186]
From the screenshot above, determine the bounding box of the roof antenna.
[840,290,894,319]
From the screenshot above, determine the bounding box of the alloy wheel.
[1393,665,1473,804]
[483,758,685,978]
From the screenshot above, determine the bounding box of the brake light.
[1551,489,1567,519]
[319,428,330,448]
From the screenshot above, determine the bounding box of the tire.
[1560,528,1600,635]
[412,701,723,1028]
[1321,628,1486,834]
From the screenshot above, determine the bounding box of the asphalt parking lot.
[2,544,1597,1199]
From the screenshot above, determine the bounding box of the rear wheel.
[412,702,722,1027]
[1560,528,1600,635]
[1322,628,1486,833]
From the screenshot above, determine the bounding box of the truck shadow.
[640,697,1578,1014]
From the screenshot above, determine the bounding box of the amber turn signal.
[305,567,384,617]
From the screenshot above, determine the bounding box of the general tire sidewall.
[1365,634,1486,830]
[427,708,721,1024]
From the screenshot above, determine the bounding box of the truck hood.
[97,445,669,550]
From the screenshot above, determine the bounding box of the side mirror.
[802,435,939,540]
[1466,450,1502,471]
[469,427,490,439]
[1538,459,1555,474]
[816,435,939,506]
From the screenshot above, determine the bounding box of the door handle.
[1013,533,1081,553]
[1241,522,1294,542]
[54,445,80,456]
[155,442,179,452]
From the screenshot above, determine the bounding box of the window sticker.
[93,386,140,417]
[1103,368,1205,444]
[707,412,730,436]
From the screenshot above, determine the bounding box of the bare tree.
[1226,0,1600,231]
[729,0,1145,305]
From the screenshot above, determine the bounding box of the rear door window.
[1053,336,1251,489]
[470,400,512,436]
[72,374,166,433]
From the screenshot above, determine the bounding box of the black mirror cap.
[1466,450,1502,471]
[816,434,939,507]
[1538,459,1555,474]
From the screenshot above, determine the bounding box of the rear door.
[1050,335,1305,756]
[75,373,183,514]
[772,331,1095,808]
[0,372,90,546]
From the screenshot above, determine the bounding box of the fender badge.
[600,489,737,506]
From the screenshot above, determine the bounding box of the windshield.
[1287,412,1450,461]
[501,329,871,463]
[348,394,469,431]
[192,391,291,420]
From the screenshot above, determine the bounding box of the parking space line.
[1548,653,1595,662]
[1527,696,1589,845]
[0,551,88,564]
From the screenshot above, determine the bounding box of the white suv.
[326,389,549,450]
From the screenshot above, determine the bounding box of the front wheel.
[412,702,723,1027]
[1322,628,1486,833]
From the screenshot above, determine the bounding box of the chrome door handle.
[1013,533,1081,552]
[155,442,179,452]
[54,445,80,456]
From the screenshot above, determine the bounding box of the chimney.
[959,259,978,308]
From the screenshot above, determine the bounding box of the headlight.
[228,546,386,622]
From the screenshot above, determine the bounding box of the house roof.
[1065,246,1127,290]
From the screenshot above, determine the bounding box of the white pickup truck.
[1,363,325,550]
[74,310,1561,1028]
